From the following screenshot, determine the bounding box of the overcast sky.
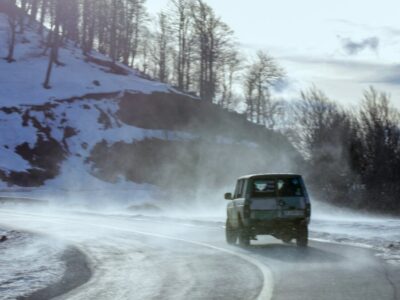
[147,0,400,107]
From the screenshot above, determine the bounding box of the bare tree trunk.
[18,0,27,33]
[43,0,60,89]
[170,0,191,90]
[6,15,17,62]
[2,0,18,63]
[29,0,39,23]
[110,0,117,63]
[38,0,47,34]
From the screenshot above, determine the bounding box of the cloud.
[281,54,400,86]
[366,65,400,85]
[330,19,400,38]
[282,55,379,70]
[339,36,379,55]
[382,26,400,37]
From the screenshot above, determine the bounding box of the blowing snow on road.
[0,207,399,300]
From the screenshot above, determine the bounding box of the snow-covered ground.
[310,216,400,264]
[0,229,66,300]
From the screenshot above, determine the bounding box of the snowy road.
[0,208,399,300]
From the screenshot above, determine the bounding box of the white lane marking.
[0,211,273,300]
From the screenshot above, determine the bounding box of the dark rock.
[95,105,112,129]
[0,106,21,114]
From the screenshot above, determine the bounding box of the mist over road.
[0,208,398,300]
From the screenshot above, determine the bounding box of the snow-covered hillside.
[0,11,189,199]
[0,11,300,205]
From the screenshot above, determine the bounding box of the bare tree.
[129,0,148,66]
[18,0,27,33]
[355,87,400,205]
[150,12,171,82]
[168,0,193,90]
[27,0,39,24]
[137,26,151,74]
[218,48,241,109]
[59,0,79,42]
[243,50,285,125]
[38,0,48,34]
[191,0,234,102]
[291,87,355,204]
[294,87,344,156]
[43,0,62,89]
[3,0,18,63]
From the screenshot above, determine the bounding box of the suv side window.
[234,179,245,199]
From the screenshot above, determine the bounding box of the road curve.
[0,208,399,300]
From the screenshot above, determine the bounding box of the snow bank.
[310,216,400,264]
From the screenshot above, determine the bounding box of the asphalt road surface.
[0,208,398,300]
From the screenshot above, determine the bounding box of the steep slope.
[0,12,302,204]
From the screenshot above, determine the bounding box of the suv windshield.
[252,177,304,197]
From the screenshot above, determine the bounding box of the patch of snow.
[0,110,37,147]
[0,110,37,172]
[310,216,400,264]
[0,147,31,172]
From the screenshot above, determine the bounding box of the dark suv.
[225,174,311,247]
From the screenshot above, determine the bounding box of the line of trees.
[289,87,400,214]
[244,50,285,127]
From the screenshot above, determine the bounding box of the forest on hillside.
[3,0,284,125]
[2,0,400,214]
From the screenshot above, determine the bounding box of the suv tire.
[282,237,292,244]
[225,219,238,245]
[296,224,308,248]
[238,221,250,247]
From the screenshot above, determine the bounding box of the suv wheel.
[225,219,238,245]
[238,221,250,247]
[296,224,308,248]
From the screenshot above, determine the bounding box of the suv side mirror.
[224,193,233,200]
